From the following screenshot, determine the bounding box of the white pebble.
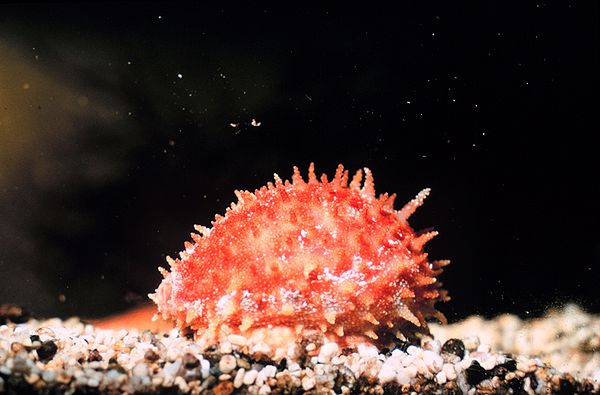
[175,376,189,392]
[357,343,379,358]
[435,371,447,384]
[234,368,246,388]
[41,370,56,383]
[87,378,99,387]
[396,368,412,385]
[443,363,457,381]
[424,339,442,354]
[243,369,259,385]
[201,359,210,379]
[407,345,423,357]
[301,376,316,391]
[402,355,415,367]
[477,343,491,353]
[132,363,149,377]
[405,365,418,378]
[163,360,181,378]
[219,355,237,373]
[423,350,444,373]
[378,364,397,383]
[258,384,271,394]
[318,342,339,363]
[262,365,277,378]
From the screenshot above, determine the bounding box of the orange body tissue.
[150,164,448,344]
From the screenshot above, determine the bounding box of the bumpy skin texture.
[150,164,448,343]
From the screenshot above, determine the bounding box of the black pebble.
[37,340,58,362]
[88,349,103,362]
[441,338,466,359]
[558,379,575,394]
[144,349,160,362]
[183,353,200,369]
[490,359,517,378]
[0,304,31,325]
[392,340,413,353]
[277,358,287,370]
[29,335,40,343]
[465,360,489,385]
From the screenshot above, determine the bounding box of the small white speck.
[158,15,162,19]
[177,74,183,79]
[251,118,261,127]
[127,61,132,65]
[406,100,411,104]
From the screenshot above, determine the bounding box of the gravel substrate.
[0,304,598,394]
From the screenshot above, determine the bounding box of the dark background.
[0,3,598,323]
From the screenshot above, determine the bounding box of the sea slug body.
[150,164,449,344]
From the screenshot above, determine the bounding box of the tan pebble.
[301,376,316,391]
[435,371,447,384]
[442,363,457,381]
[219,374,232,381]
[305,343,317,352]
[258,384,271,394]
[243,369,259,385]
[219,355,237,374]
[25,373,40,385]
[175,376,189,392]
[234,368,246,388]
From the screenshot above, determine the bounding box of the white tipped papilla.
[363,312,380,325]
[364,330,379,340]
[334,325,344,337]
[158,266,169,278]
[324,312,336,325]
[350,169,362,189]
[433,259,451,268]
[411,231,439,250]
[273,173,283,186]
[361,168,375,197]
[194,225,212,236]
[308,163,317,183]
[292,166,304,184]
[333,164,345,185]
[398,303,421,327]
[398,188,431,221]
[166,256,177,268]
